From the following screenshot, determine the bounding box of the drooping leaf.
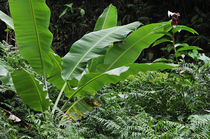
[172,25,199,35]
[62,22,141,81]
[9,0,53,76]
[11,70,50,112]
[63,98,93,121]
[152,38,172,47]
[94,4,117,31]
[175,43,202,57]
[153,58,174,63]
[0,10,14,29]
[70,63,177,98]
[103,21,172,71]
[177,46,202,53]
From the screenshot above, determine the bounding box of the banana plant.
[8,0,177,118]
[61,4,119,119]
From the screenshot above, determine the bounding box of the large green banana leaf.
[69,63,177,98]
[94,4,117,31]
[89,4,118,72]
[9,0,53,76]
[62,22,140,81]
[102,21,172,71]
[11,70,50,112]
[0,10,14,29]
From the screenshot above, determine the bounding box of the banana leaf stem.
[52,81,67,114]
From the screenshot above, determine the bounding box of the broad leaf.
[88,55,105,72]
[94,4,117,31]
[62,22,141,81]
[9,0,53,76]
[11,70,50,112]
[70,63,177,98]
[172,25,199,35]
[0,10,14,29]
[89,4,118,72]
[103,21,172,71]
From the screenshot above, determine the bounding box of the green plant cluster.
[77,67,210,138]
[0,0,209,138]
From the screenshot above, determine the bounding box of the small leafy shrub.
[0,110,19,138]
[0,41,27,69]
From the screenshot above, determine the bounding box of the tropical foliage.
[0,0,209,138]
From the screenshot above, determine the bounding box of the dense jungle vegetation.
[0,0,209,138]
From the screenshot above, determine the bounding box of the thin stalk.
[52,81,67,114]
[171,32,178,63]
[6,29,9,43]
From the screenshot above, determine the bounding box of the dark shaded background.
[1,0,209,60]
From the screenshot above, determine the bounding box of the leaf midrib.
[70,73,105,98]
[29,0,45,76]
[65,25,126,81]
[29,73,44,111]
[106,26,161,71]
[101,5,110,29]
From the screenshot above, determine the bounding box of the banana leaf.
[9,0,53,76]
[11,70,50,112]
[62,22,140,81]
[89,4,118,71]
[103,21,172,71]
[94,4,117,31]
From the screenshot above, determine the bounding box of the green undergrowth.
[1,41,210,138]
[77,66,210,138]
[0,66,209,138]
